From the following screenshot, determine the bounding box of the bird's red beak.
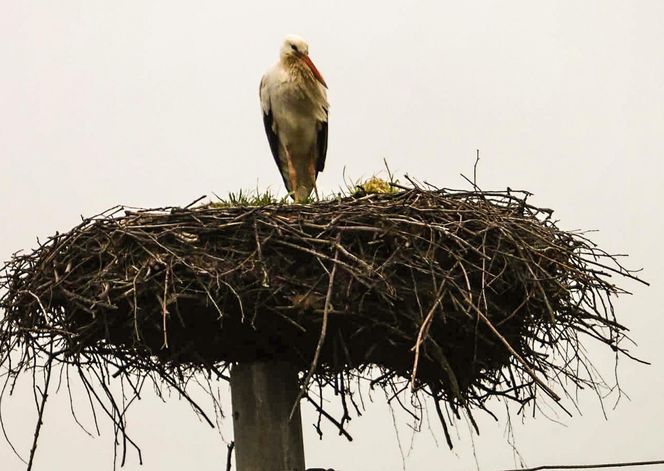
[301,54,327,89]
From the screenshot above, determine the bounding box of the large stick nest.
[0,185,645,457]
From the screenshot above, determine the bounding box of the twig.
[183,194,207,210]
[304,395,354,442]
[290,236,341,420]
[27,356,53,471]
[161,266,170,349]
[475,306,563,404]
[225,441,234,471]
[410,282,446,389]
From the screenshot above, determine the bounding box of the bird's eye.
[291,44,297,51]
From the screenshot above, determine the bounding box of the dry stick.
[132,270,141,341]
[410,282,446,390]
[432,393,454,449]
[498,458,664,471]
[253,217,270,287]
[0,368,27,464]
[456,262,564,405]
[473,304,563,404]
[273,239,358,275]
[27,356,53,471]
[225,441,235,471]
[154,368,216,429]
[304,395,354,442]
[161,266,169,349]
[76,367,143,465]
[290,237,341,420]
[183,194,207,210]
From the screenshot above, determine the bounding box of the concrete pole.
[230,362,306,471]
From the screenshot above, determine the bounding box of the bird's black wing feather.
[262,108,291,193]
[316,108,329,174]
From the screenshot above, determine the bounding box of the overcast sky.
[1,1,663,470]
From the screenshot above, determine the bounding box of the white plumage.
[260,35,329,202]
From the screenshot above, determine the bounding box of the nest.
[0,186,645,460]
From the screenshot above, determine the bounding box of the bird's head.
[279,34,327,88]
[280,34,310,58]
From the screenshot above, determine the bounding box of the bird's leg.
[308,156,319,201]
[284,145,298,201]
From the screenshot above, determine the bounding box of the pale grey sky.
[1,1,663,470]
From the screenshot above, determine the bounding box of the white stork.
[260,35,329,202]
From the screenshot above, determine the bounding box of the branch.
[27,356,53,471]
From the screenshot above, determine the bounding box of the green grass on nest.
[209,175,400,208]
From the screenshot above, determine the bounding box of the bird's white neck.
[282,57,314,83]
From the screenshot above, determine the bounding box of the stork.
[260,35,329,202]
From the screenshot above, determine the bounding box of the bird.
[259,35,329,202]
